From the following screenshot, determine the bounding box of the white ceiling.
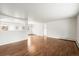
[0,3,79,22]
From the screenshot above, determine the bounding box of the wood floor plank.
[0,35,79,56]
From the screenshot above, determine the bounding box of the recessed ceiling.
[0,3,78,22]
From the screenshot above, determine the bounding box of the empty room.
[0,3,79,56]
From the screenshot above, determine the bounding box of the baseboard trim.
[0,37,28,46]
[75,40,79,48]
[47,36,75,41]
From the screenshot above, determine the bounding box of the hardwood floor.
[0,35,79,56]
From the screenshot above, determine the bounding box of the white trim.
[75,40,79,48]
[47,35,76,41]
[0,37,28,46]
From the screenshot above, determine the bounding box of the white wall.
[46,18,76,40]
[0,31,27,45]
[32,23,44,36]
[0,18,28,45]
[28,17,44,36]
[28,20,44,36]
[76,15,79,47]
[28,17,76,40]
